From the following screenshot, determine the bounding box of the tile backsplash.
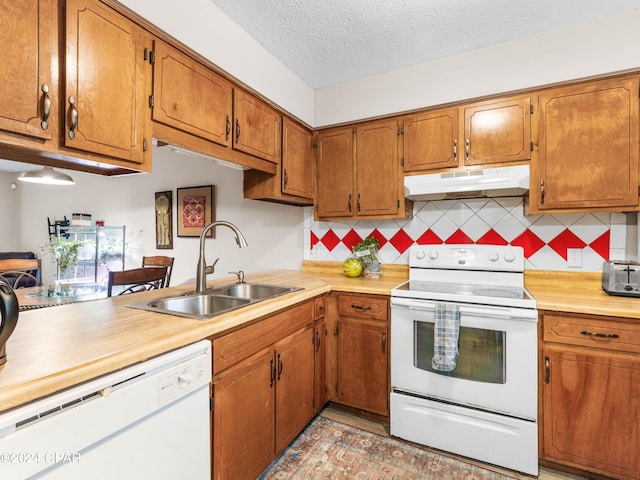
[304,197,631,271]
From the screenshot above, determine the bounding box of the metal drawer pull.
[544,356,550,384]
[269,359,275,387]
[351,304,372,311]
[277,353,283,381]
[580,330,619,339]
[41,84,50,130]
[68,96,78,139]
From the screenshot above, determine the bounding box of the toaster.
[602,260,640,297]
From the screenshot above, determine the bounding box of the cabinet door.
[152,40,232,147]
[536,78,639,210]
[543,348,640,479]
[314,319,327,413]
[233,89,281,163]
[274,327,315,453]
[212,349,274,480]
[336,318,389,415]
[356,119,400,217]
[0,0,53,140]
[281,117,313,198]
[404,108,459,171]
[464,96,531,166]
[64,0,152,165]
[316,127,354,218]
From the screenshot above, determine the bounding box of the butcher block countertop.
[3,264,638,413]
[525,270,640,320]
[0,270,330,412]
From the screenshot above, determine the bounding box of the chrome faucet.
[195,221,248,294]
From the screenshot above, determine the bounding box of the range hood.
[404,164,530,201]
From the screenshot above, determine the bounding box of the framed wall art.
[177,185,215,238]
[154,191,173,249]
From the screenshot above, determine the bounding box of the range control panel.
[408,244,525,272]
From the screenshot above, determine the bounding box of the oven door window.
[414,322,506,383]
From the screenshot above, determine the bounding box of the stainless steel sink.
[127,283,301,320]
[207,283,299,300]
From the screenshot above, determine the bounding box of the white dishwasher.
[0,340,211,479]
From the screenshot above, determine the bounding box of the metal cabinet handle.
[235,118,240,144]
[41,84,50,130]
[351,304,372,311]
[540,180,545,204]
[465,138,469,161]
[544,356,550,384]
[68,96,78,139]
[270,358,275,387]
[283,169,288,188]
[452,139,457,162]
[357,193,361,212]
[315,330,321,353]
[347,194,352,213]
[225,115,230,141]
[277,353,283,381]
[382,332,387,354]
[580,330,620,339]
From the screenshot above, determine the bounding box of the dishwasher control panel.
[157,353,210,406]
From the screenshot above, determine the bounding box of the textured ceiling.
[210,0,640,89]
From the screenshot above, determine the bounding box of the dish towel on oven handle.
[432,302,461,372]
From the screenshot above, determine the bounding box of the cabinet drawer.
[314,296,326,320]
[543,312,640,354]
[337,294,388,321]
[212,301,313,374]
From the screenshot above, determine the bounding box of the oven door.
[390,297,537,420]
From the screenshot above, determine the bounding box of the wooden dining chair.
[142,256,174,287]
[0,258,42,289]
[107,266,168,297]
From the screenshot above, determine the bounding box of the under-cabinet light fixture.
[17,166,75,186]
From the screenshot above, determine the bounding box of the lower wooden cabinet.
[210,299,318,480]
[327,292,390,416]
[540,311,640,480]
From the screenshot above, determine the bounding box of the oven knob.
[428,251,438,260]
[504,253,516,263]
[489,252,499,262]
[416,251,426,260]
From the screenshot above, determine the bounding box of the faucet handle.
[229,270,245,284]
[205,257,220,275]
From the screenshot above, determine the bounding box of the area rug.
[259,416,517,479]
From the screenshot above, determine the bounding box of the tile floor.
[320,406,589,480]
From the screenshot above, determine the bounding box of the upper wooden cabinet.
[0,0,54,141]
[233,89,281,163]
[64,0,152,167]
[532,77,639,212]
[243,116,313,205]
[316,119,408,220]
[403,95,532,172]
[316,126,355,218]
[151,39,233,147]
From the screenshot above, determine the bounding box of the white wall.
[314,8,640,126]
[0,173,20,250]
[119,0,315,126]
[7,148,304,285]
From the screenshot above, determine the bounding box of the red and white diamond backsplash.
[304,197,630,271]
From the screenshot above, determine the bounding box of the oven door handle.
[459,305,538,320]
[391,298,436,311]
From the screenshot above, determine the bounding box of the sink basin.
[209,283,300,300]
[127,283,301,320]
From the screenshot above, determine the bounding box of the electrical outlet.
[567,248,582,268]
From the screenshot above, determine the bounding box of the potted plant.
[46,236,85,279]
[352,236,381,279]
